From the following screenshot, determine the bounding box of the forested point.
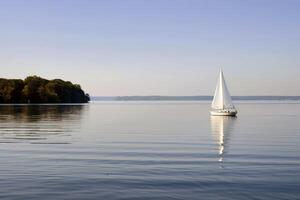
[0,76,90,103]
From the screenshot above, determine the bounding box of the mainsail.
[211,69,235,110]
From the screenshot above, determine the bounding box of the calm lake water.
[0,102,299,200]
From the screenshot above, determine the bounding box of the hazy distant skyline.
[1,0,300,96]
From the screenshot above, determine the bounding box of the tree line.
[0,76,90,103]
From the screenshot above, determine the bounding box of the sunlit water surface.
[0,102,299,200]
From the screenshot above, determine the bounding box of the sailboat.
[211,69,237,116]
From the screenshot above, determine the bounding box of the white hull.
[210,110,237,116]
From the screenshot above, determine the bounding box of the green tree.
[0,75,89,104]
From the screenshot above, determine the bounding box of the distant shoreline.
[91,96,300,101]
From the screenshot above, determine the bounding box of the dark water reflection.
[0,105,87,144]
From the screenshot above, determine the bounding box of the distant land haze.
[91,96,300,101]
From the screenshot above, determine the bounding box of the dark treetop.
[0,76,90,103]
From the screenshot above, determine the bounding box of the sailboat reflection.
[210,116,236,162]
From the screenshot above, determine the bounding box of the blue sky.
[0,0,300,95]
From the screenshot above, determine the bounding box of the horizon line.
[91,95,300,97]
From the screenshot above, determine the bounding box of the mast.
[220,69,224,110]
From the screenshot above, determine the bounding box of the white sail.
[211,69,235,110]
